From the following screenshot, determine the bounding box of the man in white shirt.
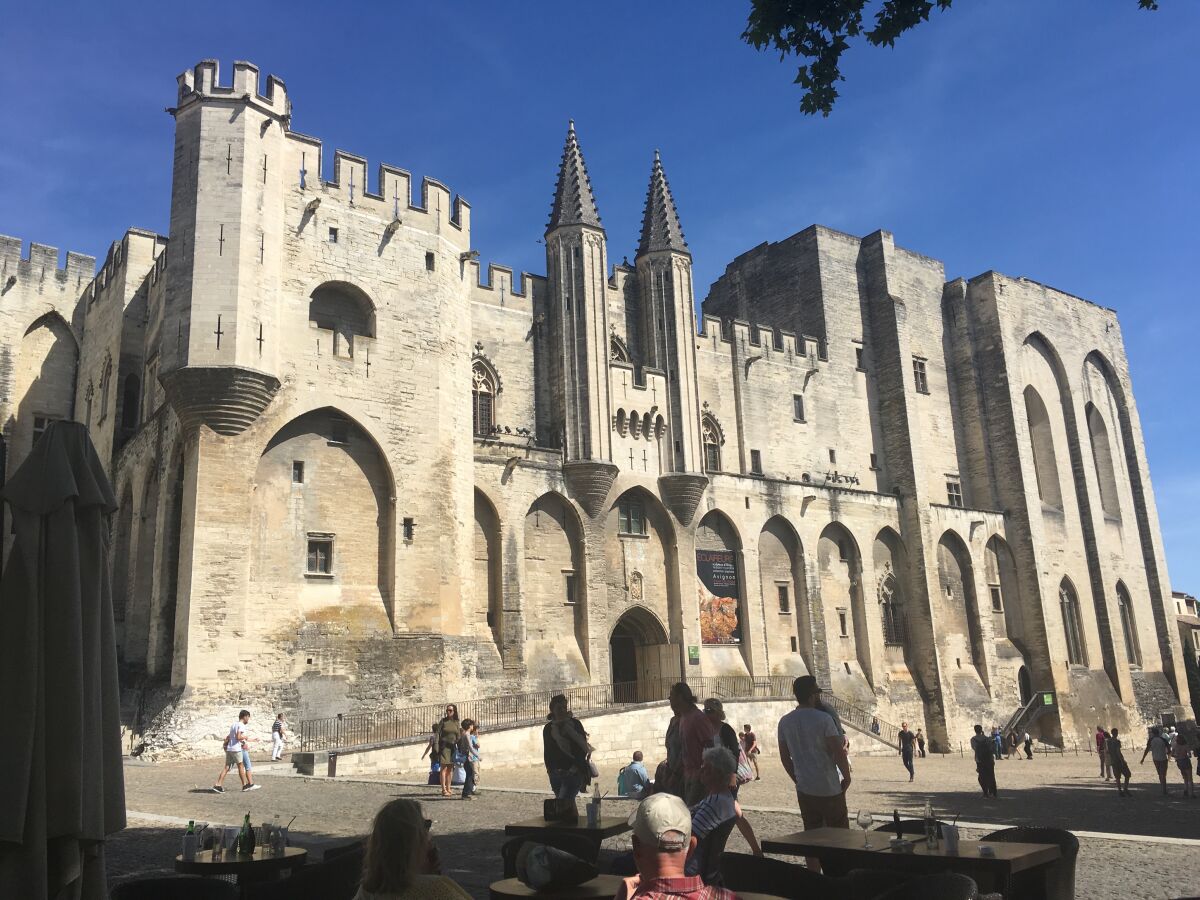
[777,676,851,873]
[1140,726,1171,795]
[212,709,260,793]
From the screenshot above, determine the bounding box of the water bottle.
[923,800,938,849]
[181,821,197,862]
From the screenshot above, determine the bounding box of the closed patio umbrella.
[0,421,125,899]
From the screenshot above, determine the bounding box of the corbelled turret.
[547,121,603,233]
[638,150,689,257]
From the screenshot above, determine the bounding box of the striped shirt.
[685,792,736,876]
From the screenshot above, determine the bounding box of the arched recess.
[696,510,751,671]
[936,530,988,689]
[985,535,1026,653]
[1023,385,1062,509]
[118,373,140,447]
[525,492,588,681]
[610,605,671,702]
[701,413,724,474]
[472,360,499,437]
[126,470,159,669]
[112,483,135,655]
[607,488,681,680]
[610,335,630,363]
[1059,577,1088,666]
[1084,349,1174,686]
[759,516,811,674]
[309,281,376,358]
[12,312,78,471]
[149,446,185,679]
[474,488,504,656]
[1085,403,1120,519]
[1115,580,1142,667]
[818,522,872,689]
[251,408,395,631]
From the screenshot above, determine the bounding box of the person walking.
[1096,725,1111,780]
[458,718,477,800]
[1141,726,1171,796]
[777,676,851,874]
[543,694,592,806]
[671,683,716,805]
[420,723,440,785]
[970,724,997,798]
[741,724,761,779]
[271,713,288,761]
[915,728,926,758]
[437,704,461,798]
[468,721,482,793]
[991,726,1003,761]
[1172,733,1195,799]
[897,722,916,782]
[1023,731,1034,760]
[1108,727,1132,796]
[213,709,260,793]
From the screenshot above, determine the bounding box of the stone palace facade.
[0,60,1188,750]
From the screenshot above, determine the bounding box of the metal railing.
[299,674,900,752]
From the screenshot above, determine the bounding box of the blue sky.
[1,2,1197,588]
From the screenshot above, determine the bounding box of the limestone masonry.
[0,60,1187,753]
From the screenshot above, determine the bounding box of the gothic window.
[615,409,628,436]
[1086,402,1121,519]
[702,415,722,473]
[610,336,630,363]
[1116,581,1142,667]
[98,355,112,422]
[472,362,496,437]
[1025,386,1063,508]
[880,573,904,646]
[618,501,646,536]
[1059,578,1087,666]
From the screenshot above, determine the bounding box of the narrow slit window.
[292,461,305,483]
[793,394,805,422]
[913,358,929,394]
[328,227,339,243]
[750,449,763,475]
[777,584,790,613]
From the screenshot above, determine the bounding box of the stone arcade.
[0,60,1188,751]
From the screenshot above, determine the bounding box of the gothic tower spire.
[547,120,603,233]
[638,149,688,257]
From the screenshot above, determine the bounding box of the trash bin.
[328,751,338,777]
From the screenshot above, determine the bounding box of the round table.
[489,873,623,899]
[175,846,307,883]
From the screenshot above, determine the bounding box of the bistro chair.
[111,876,239,899]
[694,818,738,885]
[719,852,834,899]
[876,872,979,900]
[321,838,365,860]
[244,843,364,900]
[501,833,599,879]
[981,826,1078,900]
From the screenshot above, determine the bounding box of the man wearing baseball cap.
[614,794,738,899]
[777,675,851,873]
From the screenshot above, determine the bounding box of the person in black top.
[543,694,591,801]
[970,724,998,797]
[702,698,743,796]
[915,728,926,758]
[458,718,477,800]
[898,722,916,782]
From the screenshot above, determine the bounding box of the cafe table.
[489,873,623,899]
[761,827,1060,897]
[175,846,308,885]
[504,814,632,844]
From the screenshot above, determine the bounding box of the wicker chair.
[111,877,239,899]
[981,825,1078,900]
[876,872,979,900]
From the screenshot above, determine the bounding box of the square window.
[793,394,805,422]
[913,358,929,394]
[306,536,334,575]
[990,585,1004,613]
[947,479,963,508]
[750,449,763,475]
[403,517,415,542]
[425,251,435,271]
[564,571,577,605]
[838,610,849,637]
[292,461,304,483]
[328,227,338,243]
[870,453,879,470]
[777,584,790,613]
[32,415,57,446]
[855,346,866,371]
[618,501,646,536]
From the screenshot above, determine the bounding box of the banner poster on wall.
[696,549,741,644]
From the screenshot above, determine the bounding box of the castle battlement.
[176,59,289,119]
[469,261,543,304]
[80,228,166,308]
[697,314,813,361]
[0,234,95,285]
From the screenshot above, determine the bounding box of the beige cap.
[628,793,691,852]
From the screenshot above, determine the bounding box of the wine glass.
[857,809,874,848]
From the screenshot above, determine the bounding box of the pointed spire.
[547,121,603,233]
[638,150,689,257]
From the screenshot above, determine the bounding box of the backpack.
[616,766,629,797]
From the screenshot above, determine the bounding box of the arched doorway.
[610,606,671,703]
[1018,666,1033,706]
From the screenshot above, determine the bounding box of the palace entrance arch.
[610,606,676,703]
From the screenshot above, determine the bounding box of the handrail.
[299,674,902,752]
[1003,690,1056,739]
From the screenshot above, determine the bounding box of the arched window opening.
[1024,385,1063,508]
[1086,403,1121,519]
[702,416,721,473]
[472,362,496,437]
[879,572,905,646]
[642,412,652,439]
[615,408,628,436]
[610,336,630,363]
[1059,578,1087,666]
[98,355,113,422]
[309,282,375,358]
[630,410,642,439]
[1116,581,1141,667]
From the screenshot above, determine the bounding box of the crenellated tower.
[161,60,287,434]
[542,123,619,512]
[636,152,704,478]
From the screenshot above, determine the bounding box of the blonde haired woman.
[353,799,469,899]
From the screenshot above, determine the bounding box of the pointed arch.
[760,515,811,673]
[818,522,872,687]
[1059,576,1087,666]
[936,529,988,687]
[701,412,725,474]
[985,534,1025,652]
[1085,402,1120,519]
[526,491,589,682]
[1115,580,1141,667]
[1023,385,1062,508]
[609,334,631,363]
[472,359,499,437]
[874,527,908,648]
[474,488,504,654]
